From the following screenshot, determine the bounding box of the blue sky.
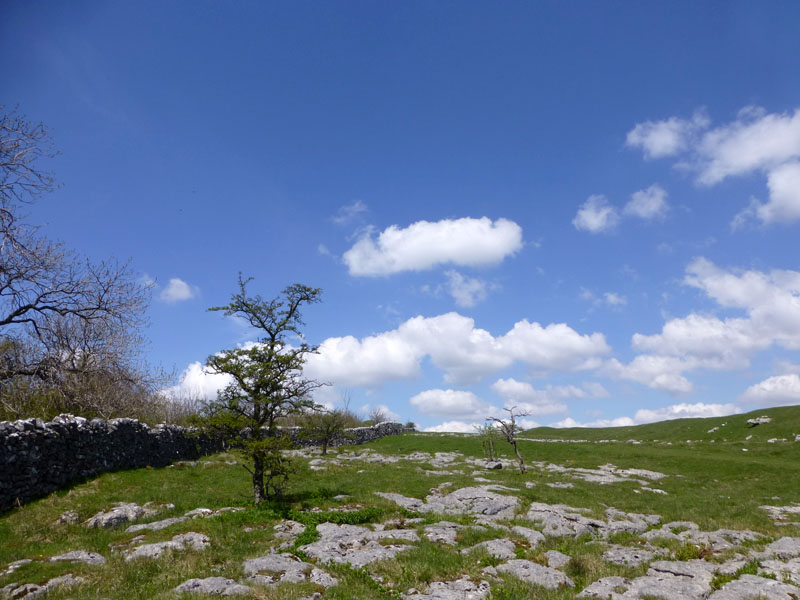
[3,1,800,430]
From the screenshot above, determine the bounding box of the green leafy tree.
[202,276,323,503]
[474,422,499,461]
[300,408,351,455]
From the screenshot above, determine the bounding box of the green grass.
[2,406,800,598]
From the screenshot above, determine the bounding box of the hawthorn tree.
[488,406,530,474]
[203,276,323,503]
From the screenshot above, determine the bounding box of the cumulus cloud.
[609,257,800,394]
[552,416,635,428]
[625,111,709,159]
[629,106,800,225]
[445,270,488,307]
[572,195,619,233]
[423,420,484,433]
[410,389,498,420]
[490,378,580,416]
[160,278,198,303]
[758,161,800,224]
[552,401,739,428]
[739,374,800,407]
[304,312,610,388]
[343,217,523,276]
[161,361,232,401]
[624,184,669,220]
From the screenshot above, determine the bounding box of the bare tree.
[368,406,388,424]
[474,422,499,461]
[0,107,160,420]
[488,406,530,474]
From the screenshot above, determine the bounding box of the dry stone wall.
[0,415,411,512]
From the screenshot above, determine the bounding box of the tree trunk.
[322,440,328,455]
[512,440,526,474]
[252,452,266,503]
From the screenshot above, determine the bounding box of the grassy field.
[1,405,799,599]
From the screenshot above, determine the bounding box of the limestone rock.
[759,557,800,585]
[492,559,574,589]
[124,532,210,561]
[425,521,465,545]
[708,574,800,599]
[545,550,571,568]
[126,516,189,533]
[510,525,545,547]
[55,510,80,525]
[463,538,517,559]
[299,522,418,567]
[85,502,151,528]
[49,550,106,565]
[601,545,656,567]
[403,576,491,599]
[173,577,253,596]
[242,552,337,587]
[766,537,800,559]
[576,576,631,598]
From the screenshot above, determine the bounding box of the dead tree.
[488,406,530,474]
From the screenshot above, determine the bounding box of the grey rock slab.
[576,576,631,598]
[379,486,519,521]
[766,537,800,559]
[173,577,253,596]
[708,574,800,600]
[3,574,84,600]
[526,503,605,538]
[602,545,657,567]
[545,550,571,569]
[49,550,107,565]
[273,519,305,539]
[425,521,464,545]
[242,552,338,587]
[375,492,425,511]
[126,516,189,532]
[511,526,545,547]
[403,576,491,599]
[463,538,517,559]
[759,557,800,585]
[123,532,210,561]
[492,559,574,589]
[85,502,151,528]
[299,522,417,567]
[547,482,574,489]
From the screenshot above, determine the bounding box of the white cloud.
[161,361,232,401]
[625,111,709,159]
[739,374,800,407]
[304,312,610,387]
[445,270,488,307]
[332,200,368,224]
[160,278,197,303]
[581,289,627,309]
[603,355,694,395]
[609,257,800,394]
[490,378,578,416]
[343,217,523,276]
[552,416,635,428]
[624,184,669,220]
[633,402,741,423]
[551,401,739,428]
[423,420,484,433]
[759,162,800,224]
[696,106,800,185]
[629,106,800,226]
[572,195,619,233]
[603,292,627,307]
[410,389,498,420]
[582,382,610,397]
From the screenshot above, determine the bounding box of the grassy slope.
[0,406,799,599]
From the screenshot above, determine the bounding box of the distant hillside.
[522,405,800,443]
